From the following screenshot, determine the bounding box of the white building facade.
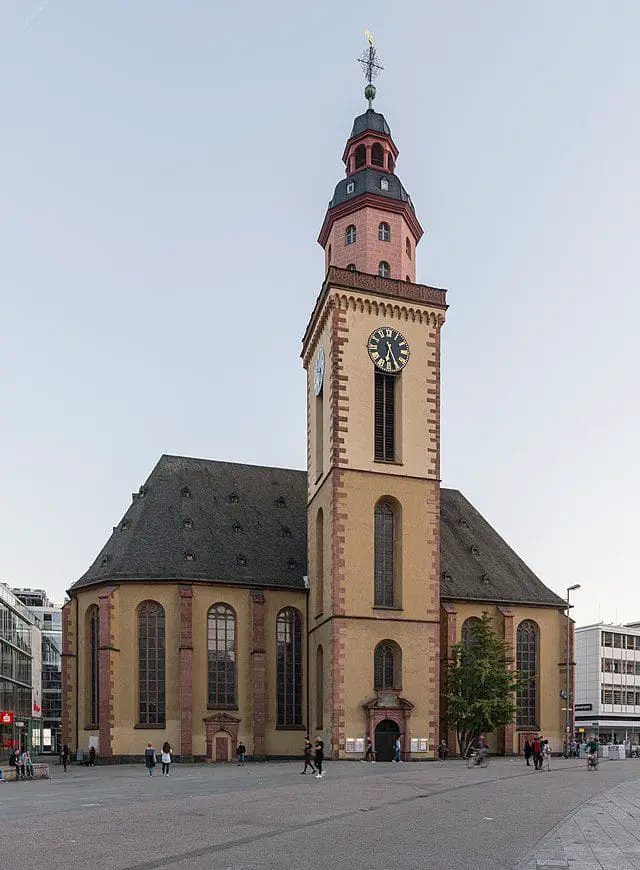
[575,622,640,745]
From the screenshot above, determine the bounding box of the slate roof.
[329,168,415,212]
[71,456,308,592]
[350,109,392,138]
[440,489,566,608]
[71,457,565,609]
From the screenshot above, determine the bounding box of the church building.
[61,64,572,762]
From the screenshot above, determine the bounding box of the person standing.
[532,736,542,771]
[392,737,402,763]
[15,749,26,780]
[542,739,551,771]
[144,742,157,776]
[161,742,172,776]
[524,739,532,767]
[24,750,35,779]
[236,740,246,767]
[300,737,316,774]
[88,746,96,767]
[61,744,70,772]
[314,737,324,779]
[437,740,448,762]
[363,735,376,764]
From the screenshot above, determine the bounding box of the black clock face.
[367,327,410,373]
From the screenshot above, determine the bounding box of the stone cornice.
[318,193,423,247]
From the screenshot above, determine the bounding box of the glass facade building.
[0,584,42,760]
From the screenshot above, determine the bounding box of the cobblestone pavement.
[2,756,640,870]
[517,777,640,869]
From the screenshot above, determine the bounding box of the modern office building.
[13,588,63,754]
[575,622,640,744]
[0,583,42,759]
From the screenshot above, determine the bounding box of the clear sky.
[1,1,638,626]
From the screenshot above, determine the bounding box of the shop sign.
[575,703,592,711]
[15,721,25,728]
[0,711,14,725]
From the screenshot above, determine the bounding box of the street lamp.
[565,584,581,756]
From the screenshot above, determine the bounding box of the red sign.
[0,712,14,725]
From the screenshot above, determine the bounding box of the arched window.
[345,224,356,245]
[388,153,395,172]
[138,601,165,726]
[374,502,396,607]
[406,275,411,283]
[378,261,390,278]
[315,508,324,615]
[516,620,538,728]
[380,177,389,191]
[378,222,391,242]
[371,142,384,166]
[277,608,303,726]
[406,237,412,259]
[347,263,356,271]
[327,244,331,267]
[316,645,324,729]
[207,604,236,708]
[374,641,401,690]
[354,144,366,169]
[461,617,481,648]
[87,606,100,726]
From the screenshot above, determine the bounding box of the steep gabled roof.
[71,455,308,592]
[440,488,566,608]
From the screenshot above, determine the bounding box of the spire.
[358,31,384,109]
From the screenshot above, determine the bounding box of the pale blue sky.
[1,1,638,626]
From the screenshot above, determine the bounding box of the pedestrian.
[8,748,17,777]
[61,744,69,772]
[571,739,578,758]
[161,741,172,776]
[314,736,324,779]
[15,749,26,780]
[532,736,542,771]
[542,739,551,771]
[23,750,35,779]
[300,736,316,774]
[437,740,448,762]
[88,746,96,767]
[0,767,5,783]
[236,740,246,767]
[392,737,402,763]
[524,739,532,767]
[144,742,157,776]
[364,735,376,763]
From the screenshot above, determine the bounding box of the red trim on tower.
[318,194,423,248]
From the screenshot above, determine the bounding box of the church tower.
[302,42,447,760]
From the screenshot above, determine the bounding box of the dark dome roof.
[329,168,414,212]
[350,109,391,139]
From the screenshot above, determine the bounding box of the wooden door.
[215,735,228,762]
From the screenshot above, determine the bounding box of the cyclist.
[587,735,600,769]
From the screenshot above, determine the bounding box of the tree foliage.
[442,612,527,757]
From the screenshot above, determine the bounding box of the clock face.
[313,347,325,395]
[367,327,410,373]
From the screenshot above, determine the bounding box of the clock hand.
[388,346,399,368]
[385,342,392,361]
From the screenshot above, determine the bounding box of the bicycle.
[466,748,489,769]
[587,753,599,771]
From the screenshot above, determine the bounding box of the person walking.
[88,746,96,767]
[161,742,172,776]
[61,744,70,772]
[532,736,542,771]
[314,736,324,779]
[144,742,157,776]
[392,737,402,763]
[542,739,552,771]
[363,735,376,763]
[300,737,316,774]
[236,740,246,767]
[524,739,532,767]
[437,740,448,762]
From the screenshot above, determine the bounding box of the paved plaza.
[2,757,640,869]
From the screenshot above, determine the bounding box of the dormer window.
[345,225,356,245]
[380,177,389,191]
[346,181,354,194]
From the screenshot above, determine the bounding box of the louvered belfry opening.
[374,502,395,607]
[374,371,396,462]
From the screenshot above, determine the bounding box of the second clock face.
[367,327,410,373]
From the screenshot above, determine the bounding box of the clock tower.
[302,47,447,760]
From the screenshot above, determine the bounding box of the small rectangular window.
[374,371,396,462]
[602,632,613,647]
[346,181,354,194]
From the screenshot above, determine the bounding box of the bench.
[1,763,50,782]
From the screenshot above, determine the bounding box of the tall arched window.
[354,144,366,169]
[316,645,324,729]
[138,601,165,726]
[374,641,401,689]
[87,606,100,726]
[516,620,538,728]
[327,244,332,267]
[378,222,391,242]
[371,142,384,166]
[378,261,390,278]
[346,224,356,245]
[374,502,396,607]
[277,608,302,726]
[315,508,324,615]
[405,237,412,259]
[461,617,481,648]
[207,604,236,708]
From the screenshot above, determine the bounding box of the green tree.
[442,612,527,757]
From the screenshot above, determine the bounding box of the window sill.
[373,605,403,612]
[206,705,239,712]
[373,458,403,466]
[84,723,99,730]
[134,723,166,729]
[275,725,307,731]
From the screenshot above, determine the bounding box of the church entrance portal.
[375,719,400,762]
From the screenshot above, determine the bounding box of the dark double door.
[374,719,400,762]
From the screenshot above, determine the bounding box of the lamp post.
[565,584,581,756]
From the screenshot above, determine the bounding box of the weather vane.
[358,30,383,108]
